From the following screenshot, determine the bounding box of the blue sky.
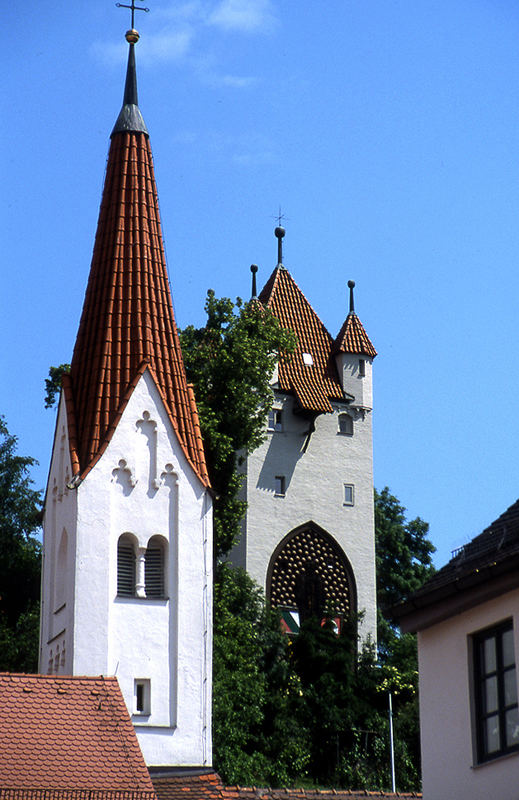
[3,0,519,568]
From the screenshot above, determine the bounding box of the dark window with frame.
[338,413,353,436]
[268,409,283,432]
[117,537,136,597]
[473,620,519,762]
[275,475,286,496]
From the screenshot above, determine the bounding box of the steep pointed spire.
[333,281,377,358]
[68,29,208,486]
[111,31,148,137]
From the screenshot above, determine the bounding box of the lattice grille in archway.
[268,527,351,616]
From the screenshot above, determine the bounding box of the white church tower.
[40,27,213,770]
[231,227,377,643]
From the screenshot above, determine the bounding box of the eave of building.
[394,552,519,634]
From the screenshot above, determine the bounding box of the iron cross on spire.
[115,0,149,30]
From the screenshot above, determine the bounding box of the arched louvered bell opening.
[145,540,165,598]
[117,537,136,597]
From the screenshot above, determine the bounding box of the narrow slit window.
[343,484,354,506]
[268,409,283,432]
[275,476,286,496]
[134,679,151,715]
[359,359,366,377]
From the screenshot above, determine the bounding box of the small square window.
[343,484,354,506]
[134,679,151,715]
[302,353,313,366]
[275,476,286,496]
[268,409,283,432]
[359,359,366,377]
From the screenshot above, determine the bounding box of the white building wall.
[40,396,78,677]
[41,370,212,768]
[336,353,373,410]
[235,390,377,643]
[419,589,519,800]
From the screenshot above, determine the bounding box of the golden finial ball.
[125,29,140,44]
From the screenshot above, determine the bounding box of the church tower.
[231,227,377,642]
[40,26,213,769]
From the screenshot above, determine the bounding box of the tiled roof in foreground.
[259,267,345,413]
[68,44,208,486]
[151,772,421,800]
[0,674,156,799]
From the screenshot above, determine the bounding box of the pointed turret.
[333,280,376,408]
[258,227,346,414]
[67,33,208,485]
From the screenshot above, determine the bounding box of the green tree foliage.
[212,488,435,791]
[44,364,70,409]
[213,564,310,786]
[373,487,436,789]
[0,417,42,671]
[180,291,295,558]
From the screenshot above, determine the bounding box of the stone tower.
[231,228,377,642]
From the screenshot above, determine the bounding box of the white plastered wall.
[233,388,377,644]
[40,396,78,676]
[41,370,212,767]
[418,589,519,800]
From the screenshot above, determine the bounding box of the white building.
[231,228,378,643]
[39,31,213,770]
[395,499,519,800]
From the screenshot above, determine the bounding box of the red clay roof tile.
[151,775,420,800]
[69,131,209,487]
[258,267,345,413]
[0,674,156,798]
[333,313,376,358]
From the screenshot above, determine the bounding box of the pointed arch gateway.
[266,522,356,630]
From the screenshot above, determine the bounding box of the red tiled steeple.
[68,42,208,486]
[259,266,345,413]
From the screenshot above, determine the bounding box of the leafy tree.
[0,416,42,671]
[44,364,70,409]
[375,487,435,615]
[213,564,310,786]
[180,291,295,558]
[372,487,436,790]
